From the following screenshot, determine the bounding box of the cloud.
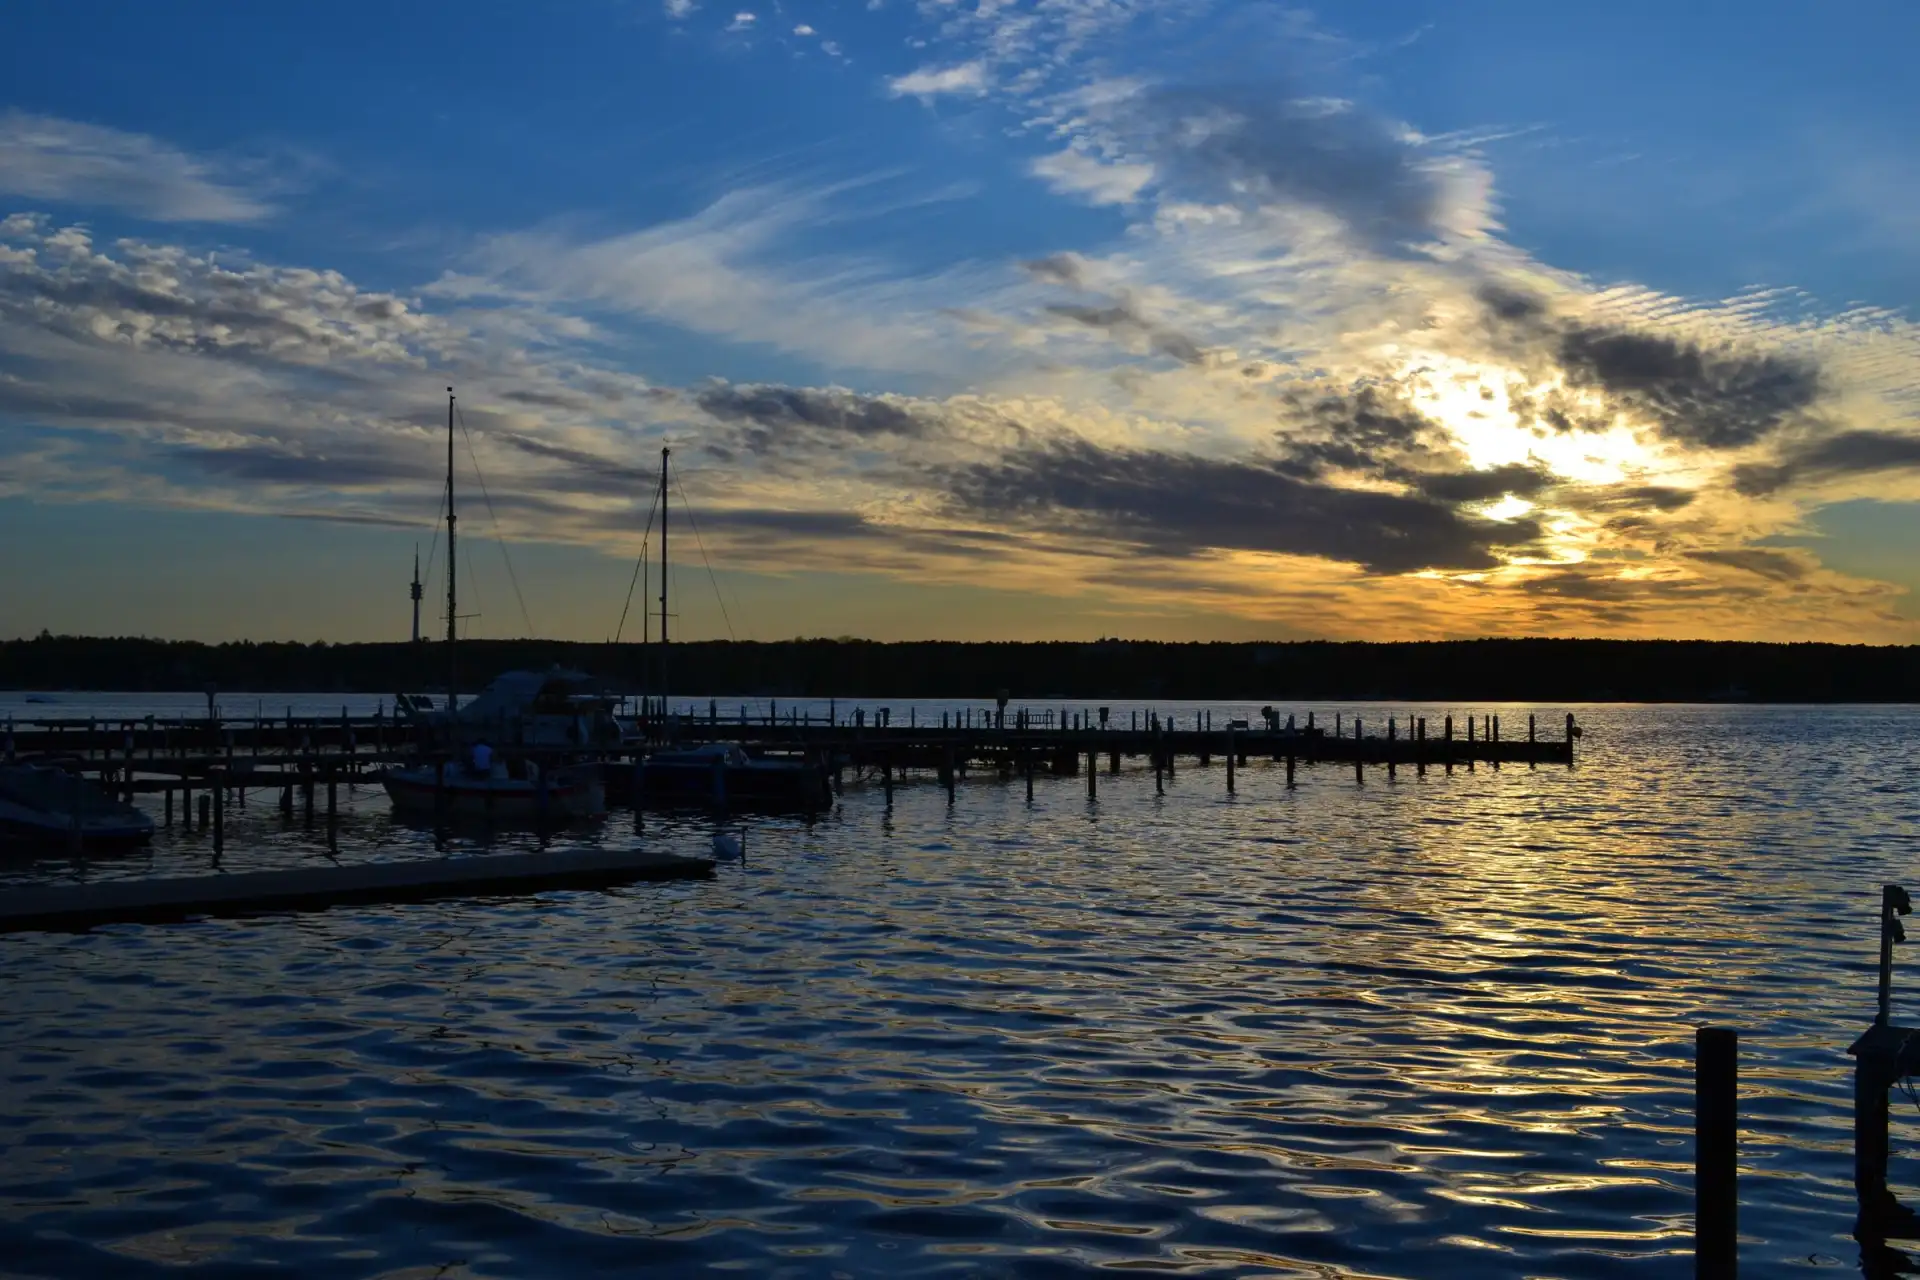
[726,10,755,31]
[1044,300,1205,365]
[453,184,1002,376]
[1731,429,1920,496]
[1684,548,1810,582]
[887,61,989,99]
[943,437,1541,574]
[694,381,936,453]
[793,23,815,36]
[1101,85,1494,248]
[0,112,272,223]
[1029,149,1155,205]
[663,0,696,16]
[1555,324,1823,450]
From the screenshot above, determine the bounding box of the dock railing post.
[1695,1026,1738,1279]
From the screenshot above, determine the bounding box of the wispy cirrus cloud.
[887,61,989,100]
[0,112,273,223]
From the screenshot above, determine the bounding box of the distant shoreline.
[4,636,1917,703]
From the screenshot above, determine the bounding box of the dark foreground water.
[2,700,1918,1278]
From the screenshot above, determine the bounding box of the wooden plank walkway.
[0,847,713,932]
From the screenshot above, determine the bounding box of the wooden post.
[1528,713,1537,769]
[1226,727,1235,794]
[182,775,193,828]
[1492,715,1501,770]
[327,776,339,847]
[1695,1026,1738,1279]
[1087,747,1097,800]
[164,787,173,827]
[944,745,956,806]
[1024,750,1034,804]
[882,757,893,805]
[1387,717,1396,781]
[1567,712,1577,766]
[1466,715,1475,772]
[1154,729,1164,795]
[1416,717,1426,778]
[211,774,225,858]
[280,784,293,817]
[1444,715,1453,774]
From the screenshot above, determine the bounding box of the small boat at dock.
[0,763,155,850]
[381,756,606,821]
[636,743,831,810]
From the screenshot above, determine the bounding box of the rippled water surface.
[3,700,1919,1278]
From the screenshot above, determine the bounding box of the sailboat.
[632,446,832,810]
[381,388,606,821]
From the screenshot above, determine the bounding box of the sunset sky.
[3,1,1918,643]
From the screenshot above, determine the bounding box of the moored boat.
[0,763,154,850]
[636,743,831,810]
[381,756,606,820]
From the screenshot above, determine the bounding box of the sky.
[2,0,1918,644]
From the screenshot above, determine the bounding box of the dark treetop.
[5,635,1919,702]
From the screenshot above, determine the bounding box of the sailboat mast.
[658,445,670,714]
[410,546,422,644]
[446,388,458,720]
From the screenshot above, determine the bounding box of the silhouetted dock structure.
[3,704,1578,820]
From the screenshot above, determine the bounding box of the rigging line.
[674,471,737,643]
[614,476,662,645]
[455,402,534,638]
[421,475,448,600]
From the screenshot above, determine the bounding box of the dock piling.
[1695,1026,1738,1279]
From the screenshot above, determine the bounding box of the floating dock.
[0,847,713,932]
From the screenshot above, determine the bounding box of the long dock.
[0,847,713,932]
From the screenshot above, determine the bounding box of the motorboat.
[381,754,606,821]
[636,743,831,810]
[0,763,154,850]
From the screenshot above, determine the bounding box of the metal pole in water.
[1695,1026,1738,1279]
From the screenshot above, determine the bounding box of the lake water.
[1,698,1917,1277]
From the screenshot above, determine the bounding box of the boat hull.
[0,799,154,851]
[628,759,832,811]
[381,767,605,821]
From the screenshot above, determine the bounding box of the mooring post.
[211,773,225,859]
[326,775,338,840]
[1024,750,1034,803]
[944,745,956,806]
[1087,746,1097,800]
[1226,727,1236,794]
[1567,712,1577,766]
[1696,1026,1738,1279]
[1466,715,1476,772]
[1416,717,1426,778]
[280,783,293,818]
[882,757,893,805]
[1387,718,1397,781]
[164,786,173,828]
[1444,715,1454,773]
[1154,728,1164,795]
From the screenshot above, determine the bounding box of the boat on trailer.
[0,763,154,850]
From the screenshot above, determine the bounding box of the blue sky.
[2,0,1917,642]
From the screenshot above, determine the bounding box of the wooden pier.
[0,705,1580,838]
[0,847,713,932]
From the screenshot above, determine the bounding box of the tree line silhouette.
[5,634,1919,701]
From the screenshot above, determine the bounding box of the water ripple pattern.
[2,702,1918,1277]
